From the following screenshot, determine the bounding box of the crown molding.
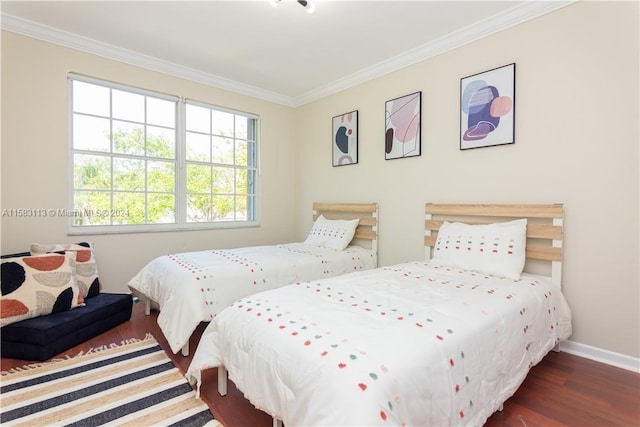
[296,0,576,106]
[1,1,575,108]
[0,13,299,107]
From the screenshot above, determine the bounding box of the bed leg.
[553,343,561,352]
[498,403,504,411]
[144,297,151,316]
[181,342,189,357]
[273,418,283,427]
[218,366,228,396]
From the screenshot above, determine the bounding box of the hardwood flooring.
[2,302,638,427]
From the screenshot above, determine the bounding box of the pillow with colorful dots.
[1,252,84,326]
[304,215,360,251]
[30,242,102,299]
[433,218,527,280]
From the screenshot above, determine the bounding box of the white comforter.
[128,243,375,353]
[187,261,572,426]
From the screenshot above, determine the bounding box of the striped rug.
[0,334,221,427]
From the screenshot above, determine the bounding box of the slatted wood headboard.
[312,202,379,264]
[424,203,564,286]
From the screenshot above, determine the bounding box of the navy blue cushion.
[0,252,31,259]
[1,293,133,361]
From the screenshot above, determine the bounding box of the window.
[185,101,258,223]
[69,74,258,233]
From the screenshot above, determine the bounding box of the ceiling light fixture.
[269,0,315,14]
[297,0,315,13]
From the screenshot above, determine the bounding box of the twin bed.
[185,203,572,426]
[128,202,379,355]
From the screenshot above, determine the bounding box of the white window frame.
[68,73,260,235]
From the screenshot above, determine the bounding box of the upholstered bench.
[1,292,133,361]
[1,244,133,361]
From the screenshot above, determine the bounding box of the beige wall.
[293,1,639,359]
[1,32,298,294]
[1,1,638,361]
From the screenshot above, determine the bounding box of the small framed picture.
[385,91,421,160]
[460,63,515,150]
[332,110,358,166]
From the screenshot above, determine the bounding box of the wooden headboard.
[424,203,564,286]
[312,202,379,262]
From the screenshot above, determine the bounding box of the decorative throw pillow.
[1,252,84,326]
[30,242,101,298]
[304,215,360,251]
[433,219,528,280]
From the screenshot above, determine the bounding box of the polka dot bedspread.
[128,243,376,354]
[187,260,572,426]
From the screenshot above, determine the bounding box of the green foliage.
[74,126,254,225]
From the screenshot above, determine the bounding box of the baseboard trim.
[560,340,640,373]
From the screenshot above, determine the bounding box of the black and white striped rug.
[0,334,221,427]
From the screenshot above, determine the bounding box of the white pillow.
[433,218,527,279]
[304,215,360,251]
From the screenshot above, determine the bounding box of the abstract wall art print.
[332,110,358,166]
[385,91,421,160]
[460,63,515,150]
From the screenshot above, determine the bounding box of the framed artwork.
[332,110,358,166]
[385,91,421,160]
[460,63,515,150]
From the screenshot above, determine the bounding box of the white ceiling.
[1,0,572,106]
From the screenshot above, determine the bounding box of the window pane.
[235,195,248,220]
[147,125,175,159]
[212,136,233,164]
[147,97,175,127]
[187,194,211,222]
[74,154,111,190]
[236,168,248,194]
[148,160,175,192]
[186,164,211,194]
[186,132,210,162]
[235,115,248,140]
[113,158,144,191]
[211,110,234,137]
[73,190,110,225]
[148,193,175,223]
[235,140,248,166]
[112,89,144,122]
[113,121,144,155]
[247,119,257,143]
[212,166,234,194]
[113,192,144,224]
[211,195,234,221]
[73,81,109,116]
[73,114,110,152]
[186,104,210,133]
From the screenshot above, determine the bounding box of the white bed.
[186,203,572,426]
[128,202,378,355]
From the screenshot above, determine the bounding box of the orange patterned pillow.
[30,242,101,298]
[1,252,84,326]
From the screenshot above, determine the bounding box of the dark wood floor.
[2,302,639,427]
